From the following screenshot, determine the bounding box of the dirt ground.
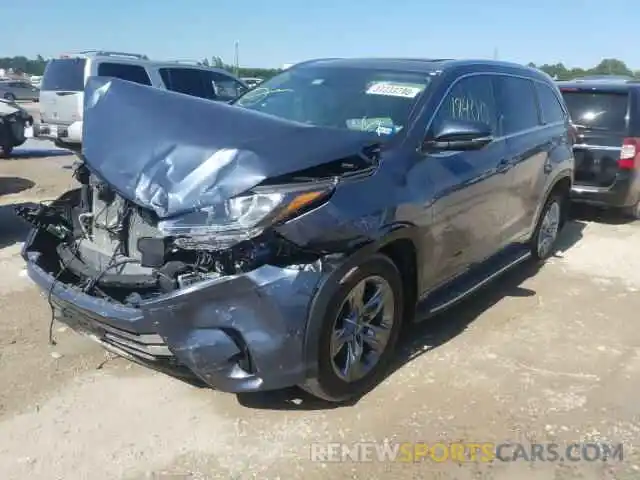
[1,114,639,479]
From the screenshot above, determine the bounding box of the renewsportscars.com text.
[310,442,624,463]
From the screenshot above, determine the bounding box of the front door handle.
[496,158,511,173]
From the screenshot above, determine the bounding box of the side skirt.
[414,243,532,322]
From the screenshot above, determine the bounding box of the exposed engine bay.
[16,162,323,307]
[16,77,384,309]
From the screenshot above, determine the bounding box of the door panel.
[424,140,509,288]
[495,76,547,243]
[503,131,549,241]
[17,83,36,100]
[419,74,509,289]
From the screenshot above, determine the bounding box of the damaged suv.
[19,58,573,402]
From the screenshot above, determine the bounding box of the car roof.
[296,57,539,71]
[51,54,246,83]
[557,79,640,93]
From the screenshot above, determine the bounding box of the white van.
[37,51,249,147]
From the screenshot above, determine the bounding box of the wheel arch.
[301,225,422,379]
[530,171,572,235]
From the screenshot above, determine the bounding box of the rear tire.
[301,253,404,403]
[530,192,565,261]
[3,93,15,102]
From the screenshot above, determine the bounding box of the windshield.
[41,58,86,92]
[561,90,629,133]
[235,65,432,136]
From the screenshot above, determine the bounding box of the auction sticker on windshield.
[366,82,425,98]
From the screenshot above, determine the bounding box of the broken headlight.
[158,184,332,249]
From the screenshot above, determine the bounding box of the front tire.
[530,192,565,261]
[301,253,404,403]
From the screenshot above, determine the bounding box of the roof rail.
[72,50,149,60]
[285,58,342,69]
[570,75,635,83]
[168,59,205,66]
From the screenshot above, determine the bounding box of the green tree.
[590,58,633,76]
[0,55,47,75]
[528,58,635,80]
[211,56,225,68]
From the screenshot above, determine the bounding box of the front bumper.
[22,228,328,393]
[35,121,82,144]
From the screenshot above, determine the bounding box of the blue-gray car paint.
[22,59,573,393]
[81,76,382,218]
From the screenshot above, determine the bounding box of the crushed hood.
[82,76,376,218]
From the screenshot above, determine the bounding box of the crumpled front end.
[142,263,327,391]
[81,76,377,218]
[19,187,332,391]
[17,77,388,392]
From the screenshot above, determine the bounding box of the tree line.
[527,58,639,80]
[1,55,638,81]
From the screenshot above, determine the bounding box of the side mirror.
[423,119,493,152]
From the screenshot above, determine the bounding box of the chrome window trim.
[423,71,567,143]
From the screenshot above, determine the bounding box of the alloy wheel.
[537,201,561,258]
[329,275,396,383]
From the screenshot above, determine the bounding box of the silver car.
[38,51,248,148]
[0,80,40,102]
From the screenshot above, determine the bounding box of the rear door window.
[560,90,628,133]
[97,62,151,86]
[537,83,567,124]
[158,68,215,99]
[41,58,87,91]
[495,76,540,135]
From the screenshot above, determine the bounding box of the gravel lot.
[1,107,639,479]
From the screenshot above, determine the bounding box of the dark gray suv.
[19,59,574,402]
